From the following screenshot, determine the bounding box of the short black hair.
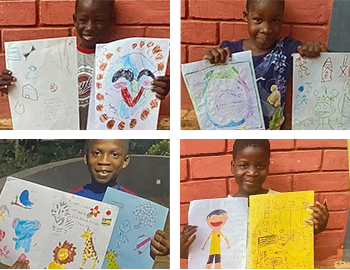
[233,139,270,159]
[246,0,285,11]
[207,209,227,218]
[75,0,115,17]
[83,139,129,156]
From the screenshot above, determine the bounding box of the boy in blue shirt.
[0,0,170,129]
[10,139,169,269]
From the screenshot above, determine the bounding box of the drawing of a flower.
[87,206,100,218]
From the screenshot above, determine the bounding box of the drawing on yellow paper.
[249,191,314,269]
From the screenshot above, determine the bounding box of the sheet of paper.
[249,191,314,269]
[87,37,170,130]
[292,52,350,130]
[182,51,264,130]
[0,177,119,269]
[188,198,248,269]
[5,37,79,130]
[102,187,169,269]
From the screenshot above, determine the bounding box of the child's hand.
[10,258,30,269]
[203,47,232,64]
[297,41,328,59]
[307,200,329,234]
[180,225,197,259]
[152,76,170,100]
[150,230,170,256]
[0,69,16,95]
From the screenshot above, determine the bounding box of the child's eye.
[240,164,248,169]
[111,152,120,158]
[257,164,265,169]
[92,150,101,156]
[253,18,262,23]
[272,19,280,23]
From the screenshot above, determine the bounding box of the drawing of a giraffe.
[80,229,98,269]
[105,250,121,269]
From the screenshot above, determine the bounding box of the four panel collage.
[0,0,349,269]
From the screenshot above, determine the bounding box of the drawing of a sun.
[53,240,76,265]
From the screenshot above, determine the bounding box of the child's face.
[85,139,129,184]
[232,146,270,196]
[73,0,113,49]
[244,0,284,51]
[206,213,228,231]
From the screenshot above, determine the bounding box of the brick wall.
[180,139,350,268]
[0,0,170,124]
[181,0,334,109]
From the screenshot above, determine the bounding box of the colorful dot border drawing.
[93,39,168,130]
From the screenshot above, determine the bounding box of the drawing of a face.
[244,0,283,52]
[119,220,131,233]
[85,139,130,184]
[73,0,113,49]
[206,211,228,233]
[314,101,333,118]
[232,146,270,196]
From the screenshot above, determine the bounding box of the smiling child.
[203,0,328,129]
[0,0,170,130]
[180,139,329,267]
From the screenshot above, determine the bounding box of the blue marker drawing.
[12,218,41,253]
[298,86,304,92]
[7,47,21,62]
[25,66,38,80]
[19,190,33,207]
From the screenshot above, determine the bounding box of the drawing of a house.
[321,57,333,83]
[22,84,38,101]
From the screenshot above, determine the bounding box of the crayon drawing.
[102,187,169,269]
[188,198,248,269]
[201,209,230,269]
[47,240,76,269]
[87,37,170,130]
[249,191,314,269]
[12,218,41,253]
[10,190,33,209]
[182,51,264,130]
[80,229,98,269]
[105,250,121,269]
[0,205,10,221]
[293,53,350,130]
[5,37,79,130]
[0,177,119,269]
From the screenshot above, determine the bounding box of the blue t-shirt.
[71,183,136,201]
[221,37,302,129]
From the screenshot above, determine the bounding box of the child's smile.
[85,139,129,184]
[73,0,113,49]
[232,146,270,196]
[243,0,284,55]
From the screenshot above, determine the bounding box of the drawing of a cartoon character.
[201,209,230,269]
[12,218,41,253]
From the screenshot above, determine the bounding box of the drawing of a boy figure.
[201,209,230,269]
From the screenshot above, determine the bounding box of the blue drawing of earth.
[204,76,252,128]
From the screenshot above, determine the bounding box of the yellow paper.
[249,191,314,269]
